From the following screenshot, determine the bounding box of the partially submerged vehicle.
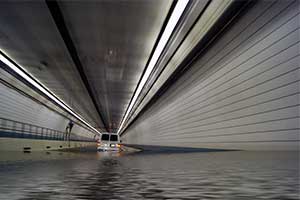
[97,133,121,151]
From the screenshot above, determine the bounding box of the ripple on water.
[0,151,299,200]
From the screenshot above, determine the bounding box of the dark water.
[0,150,299,200]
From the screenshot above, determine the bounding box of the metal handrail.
[0,117,94,142]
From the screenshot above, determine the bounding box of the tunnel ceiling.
[58,0,173,133]
[0,0,173,132]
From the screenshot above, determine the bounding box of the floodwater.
[0,150,299,200]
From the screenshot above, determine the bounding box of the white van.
[97,133,120,151]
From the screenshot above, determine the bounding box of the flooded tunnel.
[0,0,299,199]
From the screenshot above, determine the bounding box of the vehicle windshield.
[110,135,118,142]
[101,134,109,141]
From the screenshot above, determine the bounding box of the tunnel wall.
[0,68,97,150]
[122,0,300,150]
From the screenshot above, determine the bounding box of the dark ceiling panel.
[0,1,106,131]
[46,0,108,132]
[59,0,172,132]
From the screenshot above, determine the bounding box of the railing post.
[36,127,39,139]
[32,126,34,138]
[28,125,31,138]
[21,123,25,138]
[38,127,40,139]
[12,121,16,138]
[48,129,51,140]
[57,131,60,140]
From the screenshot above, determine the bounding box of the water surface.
[0,150,298,199]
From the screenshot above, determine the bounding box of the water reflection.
[0,151,298,199]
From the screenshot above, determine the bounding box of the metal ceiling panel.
[0,1,105,130]
[59,0,173,132]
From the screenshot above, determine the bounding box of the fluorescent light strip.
[0,52,100,134]
[117,0,189,134]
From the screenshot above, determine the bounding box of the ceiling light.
[117,0,189,134]
[0,51,100,135]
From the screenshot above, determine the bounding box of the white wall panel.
[0,80,95,139]
[122,0,300,150]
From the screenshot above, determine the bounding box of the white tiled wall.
[122,0,300,150]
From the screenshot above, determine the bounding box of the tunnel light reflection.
[118,0,190,134]
[0,52,101,135]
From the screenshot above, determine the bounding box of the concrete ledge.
[123,144,237,154]
[0,137,96,151]
[120,145,142,153]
